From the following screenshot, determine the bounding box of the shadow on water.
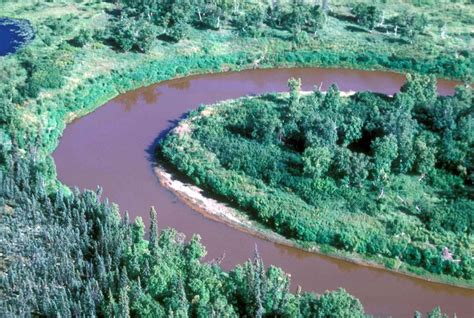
[145,111,191,163]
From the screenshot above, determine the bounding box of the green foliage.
[371,134,398,184]
[0,151,370,316]
[316,288,365,318]
[233,6,265,37]
[16,47,73,98]
[302,146,332,179]
[286,0,326,35]
[401,73,437,111]
[111,15,159,52]
[194,3,225,30]
[391,11,428,41]
[1,1,473,315]
[71,28,94,48]
[161,77,474,280]
[351,4,383,30]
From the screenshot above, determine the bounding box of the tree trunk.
[322,0,329,13]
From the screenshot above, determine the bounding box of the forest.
[2,149,370,317]
[160,74,473,282]
[1,0,472,316]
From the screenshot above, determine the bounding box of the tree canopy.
[161,75,473,281]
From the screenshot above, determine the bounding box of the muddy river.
[53,68,473,317]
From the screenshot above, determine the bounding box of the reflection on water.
[143,87,161,105]
[118,86,162,111]
[53,67,473,317]
[167,78,192,90]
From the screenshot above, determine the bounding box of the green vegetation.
[1,0,472,315]
[2,151,369,316]
[160,75,473,284]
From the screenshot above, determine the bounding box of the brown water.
[53,68,473,317]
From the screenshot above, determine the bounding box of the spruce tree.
[149,206,159,258]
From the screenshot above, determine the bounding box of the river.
[52,67,473,317]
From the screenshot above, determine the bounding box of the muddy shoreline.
[154,162,473,290]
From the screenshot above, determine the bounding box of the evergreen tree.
[149,206,159,258]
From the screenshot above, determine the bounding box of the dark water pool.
[0,18,33,56]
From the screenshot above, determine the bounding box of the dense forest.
[1,0,472,316]
[1,150,370,317]
[160,74,473,282]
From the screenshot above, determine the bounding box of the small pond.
[0,18,33,56]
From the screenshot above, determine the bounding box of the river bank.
[53,67,473,316]
[154,161,474,290]
[153,92,472,290]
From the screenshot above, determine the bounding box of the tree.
[288,77,301,108]
[184,234,206,264]
[112,15,138,52]
[385,93,417,173]
[307,4,326,35]
[195,2,225,30]
[323,84,343,113]
[288,0,307,34]
[414,132,438,175]
[392,12,428,41]
[350,152,370,186]
[342,115,363,146]
[132,217,145,245]
[252,245,265,318]
[165,278,189,317]
[317,288,365,318]
[400,73,437,112]
[111,15,158,52]
[371,134,398,184]
[136,21,160,52]
[233,6,265,37]
[71,29,93,47]
[106,289,117,317]
[322,0,330,14]
[286,0,325,36]
[351,4,382,31]
[149,206,159,258]
[247,100,283,143]
[266,0,285,28]
[305,117,338,147]
[427,306,448,318]
[118,286,131,318]
[302,146,332,179]
[0,97,18,126]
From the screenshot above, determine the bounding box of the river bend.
[53,68,473,317]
